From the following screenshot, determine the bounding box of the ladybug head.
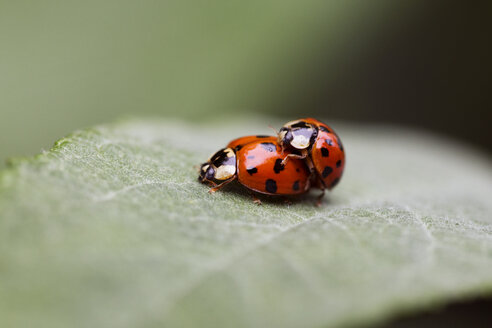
[198,148,237,184]
[278,120,317,150]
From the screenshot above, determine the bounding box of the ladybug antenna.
[268,124,278,135]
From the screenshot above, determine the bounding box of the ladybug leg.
[315,189,325,207]
[268,124,278,135]
[281,153,307,166]
[208,177,235,193]
[251,193,262,205]
[304,156,316,175]
[314,178,327,206]
[283,197,293,205]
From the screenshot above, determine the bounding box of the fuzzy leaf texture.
[1,118,491,328]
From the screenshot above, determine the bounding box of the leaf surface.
[1,118,492,328]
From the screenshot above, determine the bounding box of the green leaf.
[1,118,492,328]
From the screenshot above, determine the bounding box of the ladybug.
[198,136,311,201]
[278,118,345,200]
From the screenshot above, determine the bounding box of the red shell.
[227,135,275,150]
[227,136,310,195]
[237,140,310,195]
[310,129,344,189]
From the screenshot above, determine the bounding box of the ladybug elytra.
[199,136,310,197]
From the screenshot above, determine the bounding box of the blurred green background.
[0,1,491,326]
[0,0,490,162]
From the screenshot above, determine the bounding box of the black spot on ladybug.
[325,139,333,146]
[296,168,300,172]
[211,149,235,166]
[256,135,269,138]
[336,160,342,168]
[211,148,227,163]
[265,179,277,193]
[330,177,340,188]
[292,180,300,191]
[321,147,329,157]
[273,159,285,174]
[322,166,333,178]
[260,142,276,152]
[247,155,255,160]
[319,126,331,133]
[291,121,310,129]
[235,145,243,151]
[247,167,258,175]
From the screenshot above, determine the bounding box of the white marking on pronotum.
[291,134,310,149]
[215,165,236,180]
[278,130,287,143]
[225,148,235,157]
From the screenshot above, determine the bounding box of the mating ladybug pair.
[198,118,345,204]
